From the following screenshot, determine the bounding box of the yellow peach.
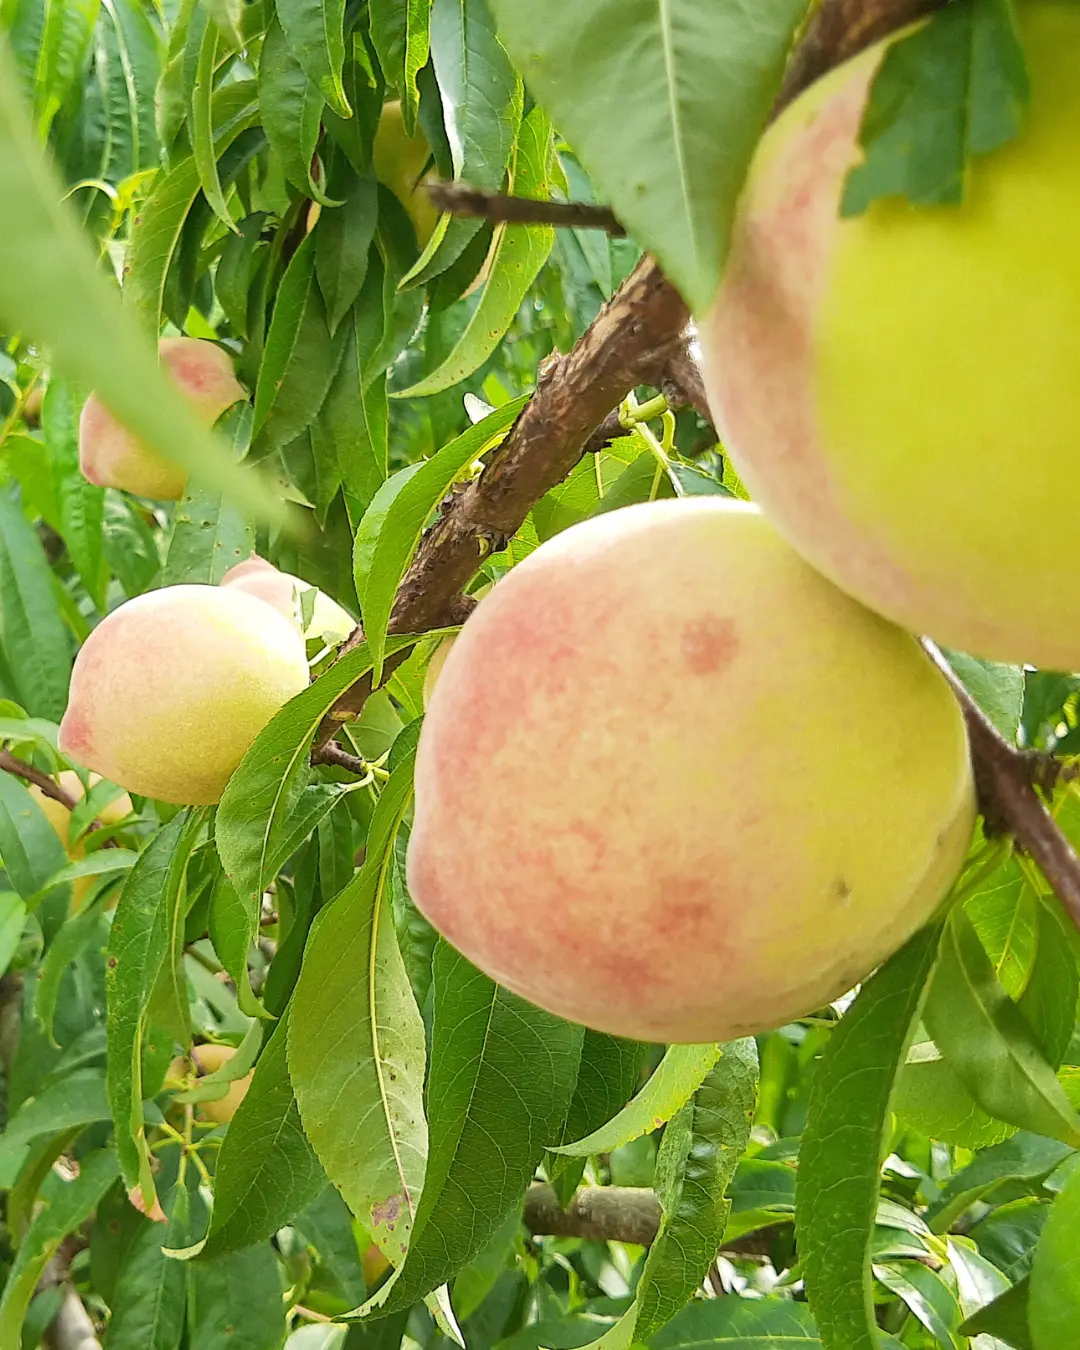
[58,585,309,805]
[220,557,356,645]
[408,499,974,1044]
[79,338,245,500]
[191,1043,253,1124]
[701,1,1080,668]
[373,100,440,249]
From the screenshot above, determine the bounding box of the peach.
[29,770,134,909]
[58,585,309,805]
[220,557,356,645]
[407,499,974,1044]
[79,338,245,500]
[700,1,1080,669]
[191,1044,253,1124]
[373,100,440,249]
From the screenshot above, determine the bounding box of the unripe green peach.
[58,585,309,805]
[408,499,974,1045]
[373,100,440,249]
[701,1,1080,669]
[79,338,245,501]
[220,556,356,645]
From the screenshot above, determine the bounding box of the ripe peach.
[58,585,309,805]
[408,499,974,1044]
[220,557,356,645]
[701,1,1080,668]
[79,338,245,500]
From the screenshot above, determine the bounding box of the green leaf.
[945,648,1024,741]
[41,378,107,610]
[191,18,236,231]
[397,107,554,396]
[106,1177,191,1350]
[290,741,427,1264]
[355,398,525,683]
[960,1276,1033,1350]
[252,232,337,454]
[797,925,941,1350]
[873,1261,964,1350]
[405,0,521,286]
[843,0,1030,215]
[370,0,431,126]
[928,1131,1073,1233]
[215,637,417,1013]
[0,771,69,903]
[487,0,805,316]
[259,16,333,205]
[635,1039,759,1340]
[106,812,202,1206]
[924,907,1080,1146]
[0,1148,118,1347]
[0,53,282,521]
[363,941,583,1316]
[201,1008,326,1257]
[553,1042,721,1158]
[1017,894,1080,1071]
[1030,1159,1080,1347]
[0,486,71,719]
[647,1297,823,1349]
[0,1068,110,1148]
[315,174,379,335]
[0,891,26,978]
[161,416,257,584]
[190,1242,288,1350]
[31,0,101,138]
[275,0,350,117]
[124,80,259,329]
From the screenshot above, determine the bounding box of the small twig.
[425,182,626,237]
[311,740,369,776]
[0,751,80,808]
[924,642,1080,932]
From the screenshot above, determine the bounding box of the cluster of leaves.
[0,0,1076,1348]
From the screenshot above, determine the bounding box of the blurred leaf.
[355,397,524,682]
[0,486,71,719]
[554,1042,721,1158]
[275,0,350,116]
[0,1148,118,1346]
[0,54,282,520]
[0,890,26,978]
[201,1009,326,1256]
[487,0,804,315]
[924,908,1080,1146]
[647,1298,822,1348]
[843,0,1030,215]
[797,925,941,1350]
[960,1277,1033,1350]
[1030,1160,1080,1348]
[290,738,426,1264]
[363,941,583,1316]
[397,108,553,396]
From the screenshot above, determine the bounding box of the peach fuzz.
[79,338,245,500]
[407,499,975,1045]
[58,585,309,805]
[701,1,1080,669]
